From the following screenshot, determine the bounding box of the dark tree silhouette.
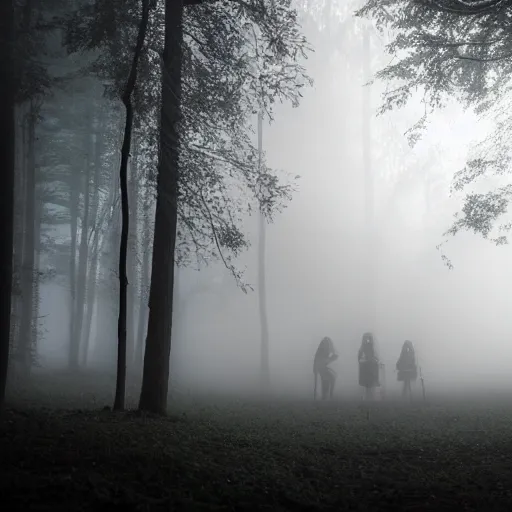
[138,0,185,414]
[114,0,152,411]
[0,0,16,410]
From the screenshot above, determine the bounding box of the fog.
[34,4,512,402]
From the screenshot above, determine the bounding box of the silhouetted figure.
[396,340,417,399]
[313,337,338,400]
[358,332,380,400]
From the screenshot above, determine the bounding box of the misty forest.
[4,0,512,509]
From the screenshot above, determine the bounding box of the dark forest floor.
[3,372,512,511]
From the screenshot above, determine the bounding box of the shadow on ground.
[3,371,512,511]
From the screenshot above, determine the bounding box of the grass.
[3,372,512,511]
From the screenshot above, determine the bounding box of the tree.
[358,0,512,261]
[138,0,185,414]
[134,182,153,370]
[257,111,270,391]
[64,0,311,413]
[114,0,151,411]
[0,0,16,410]
[139,0,311,413]
[10,0,54,373]
[362,20,376,330]
[17,103,37,372]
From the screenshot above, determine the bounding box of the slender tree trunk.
[257,112,270,391]
[11,105,26,353]
[113,0,151,411]
[18,102,37,372]
[68,171,79,368]
[0,0,16,410]
[91,140,120,368]
[362,25,376,330]
[31,196,43,350]
[82,231,100,366]
[81,125,102,366]
[127,135,139,366]
[139,0,183,415]
[135,185,152,370]
[72,117,94,368]
[114,131,130,410]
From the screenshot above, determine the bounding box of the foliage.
[64,0,313,284]
[358,0,512,261]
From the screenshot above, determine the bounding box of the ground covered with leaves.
[3,372,512,511]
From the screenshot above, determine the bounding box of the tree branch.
[423,37,506,48]
[198,188,252,292]
[455,50,512,61]
[416,0,511,15]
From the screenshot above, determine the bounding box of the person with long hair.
[313,337,338,400]
[396,340,417,399]
[358,332,380,400]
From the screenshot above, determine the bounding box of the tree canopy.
[65,0,312,286]
[358,0,512,256]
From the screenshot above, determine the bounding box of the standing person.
[396,340,417,399]
[313,337,338,400]
[358,332,380,400]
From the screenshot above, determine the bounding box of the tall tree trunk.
[113,0,151,411]
[81,125,103,366]
[362,25,376,330]
[257,112,270,391]
[11,105,27,353]
[18,102,37,372]
[0,0,16,410]
[82,231,100,366]
[139,0,183,415]
[71,128,92,370]
[91,135,120,368]
[135,185,152,370]
[31,196,43,351]
[127,135,139,366]
[68,170,79,368]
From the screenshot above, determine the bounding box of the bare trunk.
[81,126,103,366]
[68,172,79,368]
[82,232,99,366]
[135,185,152,370]
[0,0,16,409]
[91,147,120,368]
[257,112,270,391]
[71,131,92,369]
[127,135,139,366]
[31,196,43,350]
[113,0,151,411]
[11,105,26,353]
[18,102,37,372]
[362,26,376,330]
[139,0,183,415]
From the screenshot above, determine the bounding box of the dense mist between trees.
[6,1,512,509]
[4,0,512,409]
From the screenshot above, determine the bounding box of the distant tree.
[0,0,16,410]
[11,0,54,373]
[256,112,270,391]
[358,0,512,264]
